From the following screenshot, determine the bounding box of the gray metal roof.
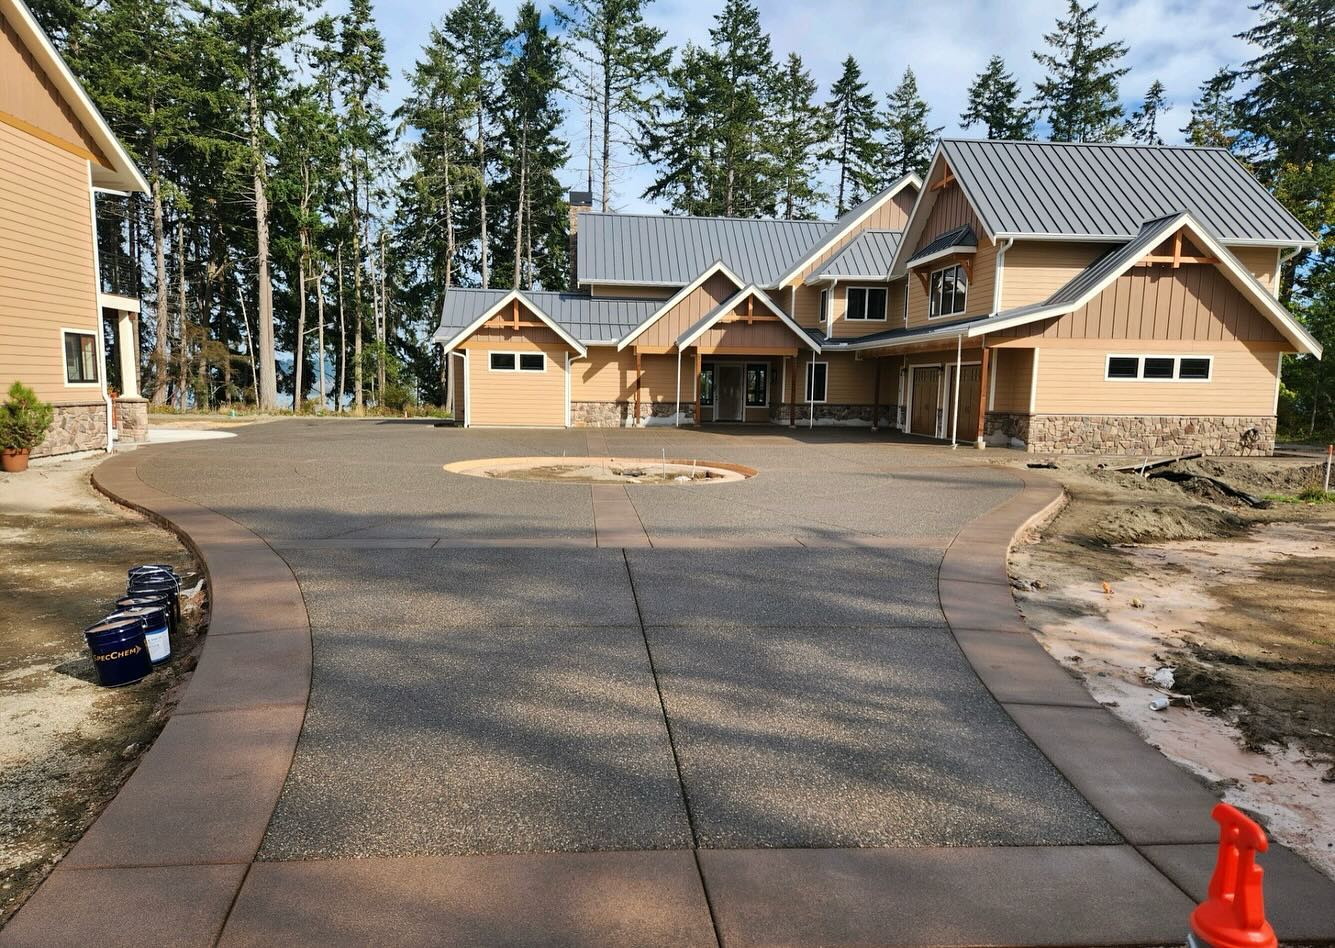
[435,288,659,345]
[812,230,902,280]
[940,139,1315,245]
[576,213,833,287]
[905,225,977,265]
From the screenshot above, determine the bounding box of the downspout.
[674,347,682,427]
[950,333,962,448]
[992,238,1014,314]
[87,165,114,453]
[808,347,815,430]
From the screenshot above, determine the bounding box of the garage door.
[948,364,982,441]
[467,349,568,427]
[910,366,941,436]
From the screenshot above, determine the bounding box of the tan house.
[436,139,1320,456]
[1,0,149,457]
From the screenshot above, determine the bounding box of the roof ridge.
[943,137,1231,154]
[580,210,836,225]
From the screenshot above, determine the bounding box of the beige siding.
[905,182,995,329]
[0,12,108,166]
[829,280,904,338]
[1034,340,1280,416]
[459,306,575,426]
[694,305,800,351]
[571,350,694,404]
[993,264,1286,344]
[587,283,675,300]
[998,241,1116,310]
[632,272,739,348]
[989,347,1034,413]
[0,120,100,405]
[1228,246,1279,293]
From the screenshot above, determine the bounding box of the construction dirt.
[0,455,204,926]
[1008,455,1335,877]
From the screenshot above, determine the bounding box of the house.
[1,0,149,457]
[434,139,1321,457]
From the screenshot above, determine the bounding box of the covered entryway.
[909,365,942,436]
[715,364,745,421]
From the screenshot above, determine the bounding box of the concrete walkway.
[5,421,1334,946]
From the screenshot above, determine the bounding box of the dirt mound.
[1089,503,1246,545]
[1178,459,1324,496]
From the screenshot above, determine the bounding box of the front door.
[910,366,942,437]
[716,364,744,422]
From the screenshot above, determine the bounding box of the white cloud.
[368,0,1263,214]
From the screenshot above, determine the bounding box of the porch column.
[634,347,642,426]
[976,343,991,449]
[116,309,140,398]
[871,359,882,432]
[788,356,797,427]
[692,347,702,427]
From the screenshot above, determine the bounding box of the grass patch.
[1263,484,1335,504]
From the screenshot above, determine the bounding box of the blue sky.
[366,0,1262,216]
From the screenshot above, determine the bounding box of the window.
[845,286,888,321]
[699,365,715,406]
[818,289,829,323]
[745,363,768,406]
[928,263,968,318]
[1104,354,1214,382]
[489,352,545,372]
[805,361,828,403]
[64,331,98,384]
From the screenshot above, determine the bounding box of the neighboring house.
[436,140,1321,457]
[1,0,149,457]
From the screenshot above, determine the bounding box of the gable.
[777,176,919,288]
[0,10,109,167]
[911,181,985,257]
[462,298,580,350]
[992,263,1286,344]
[628,271,740,350]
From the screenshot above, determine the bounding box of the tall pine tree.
[770,53,828,220]
[823,56,882,214]
[639,43,715,216]
[1031,0,1129,142]
[1181,68,1240,151]
[960,55,1033,140]
[1127,80,1168,146]
[880,68,940,181]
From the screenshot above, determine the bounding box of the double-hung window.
[1105,354,1213,381]
[63,331,98,384]
[845,286,888,321]
[928,264,968,318]
[804,361,828,403]
[489,352,545,372]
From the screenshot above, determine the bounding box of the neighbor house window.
[818,289,829,323]
[928,264,968,317]
[805,361,828,403]
[699,365,715,406]
[489,352,545,371]
[845,286,888,321]
[745,363,768,406]
[1104,354,1213,381]
[64,331,98,384]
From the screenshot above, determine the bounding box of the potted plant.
[0,381,55,473]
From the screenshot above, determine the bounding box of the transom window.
[745,363,768,406]
[928,264,968,318]
[845,286,888,321]
[805,361,828,403]
[489,351,545,372]
[63,331,98,384]
[1105,354,1213,382]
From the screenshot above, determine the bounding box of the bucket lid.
[129,579,177,594]
[85,616,146,637]
[108,605,169,626]
[130,563,177,576]
[117,594,169,607]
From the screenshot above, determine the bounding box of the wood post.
[976,344,991,448]
[871,359,882,432]
[693,347,702,426]
[1172,231,1183,268]
[511,298,519,330]
[788,356,797,427]
[634,348,642,426]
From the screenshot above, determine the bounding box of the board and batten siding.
[0,120,100,405]
[460,310,573,426]
[905,182,995,329]
[998,241,1115,310]
[631,271,738,349]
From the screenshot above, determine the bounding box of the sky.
[366,0,1263,217]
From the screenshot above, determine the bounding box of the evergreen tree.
[880,67,940,181]
[770,53,828,220]
[639,43,715,216]
[823,56,882,214]
[1182,67,1240,151]
[556,0,671,210]
[960,55,1033,140]
[1031,0,1129,142]
[1127,79,1168,146]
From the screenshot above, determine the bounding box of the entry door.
[910,366,942,436]
[948,364,982,441]
[716,364,744,422]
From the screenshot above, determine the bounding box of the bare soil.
[0,456,204,926]
[1007,455,1335,876]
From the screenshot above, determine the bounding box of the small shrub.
[1296,484,1334,504]
[0,381,55,451]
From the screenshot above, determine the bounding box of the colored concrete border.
[0,448,314,946]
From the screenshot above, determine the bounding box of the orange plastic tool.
[1189,803,1277,948]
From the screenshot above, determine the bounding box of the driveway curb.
[0,447,313,947]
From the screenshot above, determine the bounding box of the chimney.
[568,190,593,293]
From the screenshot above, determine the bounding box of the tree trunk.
[248,45,278,410]
[316,264,327,413]
[377,231,387,399]
[175,220,188,409]
[337,244,347,413]
[294,256,306,412]
[352,219,365,415]
[478,108,489,288]
[149,136,169,405]
[600,65,611,210]
[512,124,526,290]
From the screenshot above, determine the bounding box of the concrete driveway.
[14,420,1334,946]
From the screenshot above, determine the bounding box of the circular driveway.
[133,420,1114,858]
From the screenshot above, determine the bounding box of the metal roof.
[905,225,977,265]
[811,231,903,280]
[576,213,833,287]
[939,139,1315,246]
[435,289,659,345]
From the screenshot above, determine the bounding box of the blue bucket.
[84,618,152,687]
[116,593,177,634]
[107,605,172,664]
[129,564,178,584]
[126,579,180,629]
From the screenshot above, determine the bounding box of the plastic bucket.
[84,618,152,686]
[115,593,177,634]
[107,605,172,664]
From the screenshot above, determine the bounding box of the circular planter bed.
[443,456,757,485]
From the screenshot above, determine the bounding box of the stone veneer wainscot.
[31,402,108,458]
[985,412,1276,456]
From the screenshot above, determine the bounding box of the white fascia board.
[991,231,1318,249]
[772,173,922,288]
[436,290,588,357]
[616,260,744,350]
[676,285,821,353]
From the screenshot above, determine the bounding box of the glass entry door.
[716,364,744,422]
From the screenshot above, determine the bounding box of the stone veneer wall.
[986,412,1276,456]
[767,404,897,426]
[115,397,149,444]
[31,402,108,458]
[570,401,695,427]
